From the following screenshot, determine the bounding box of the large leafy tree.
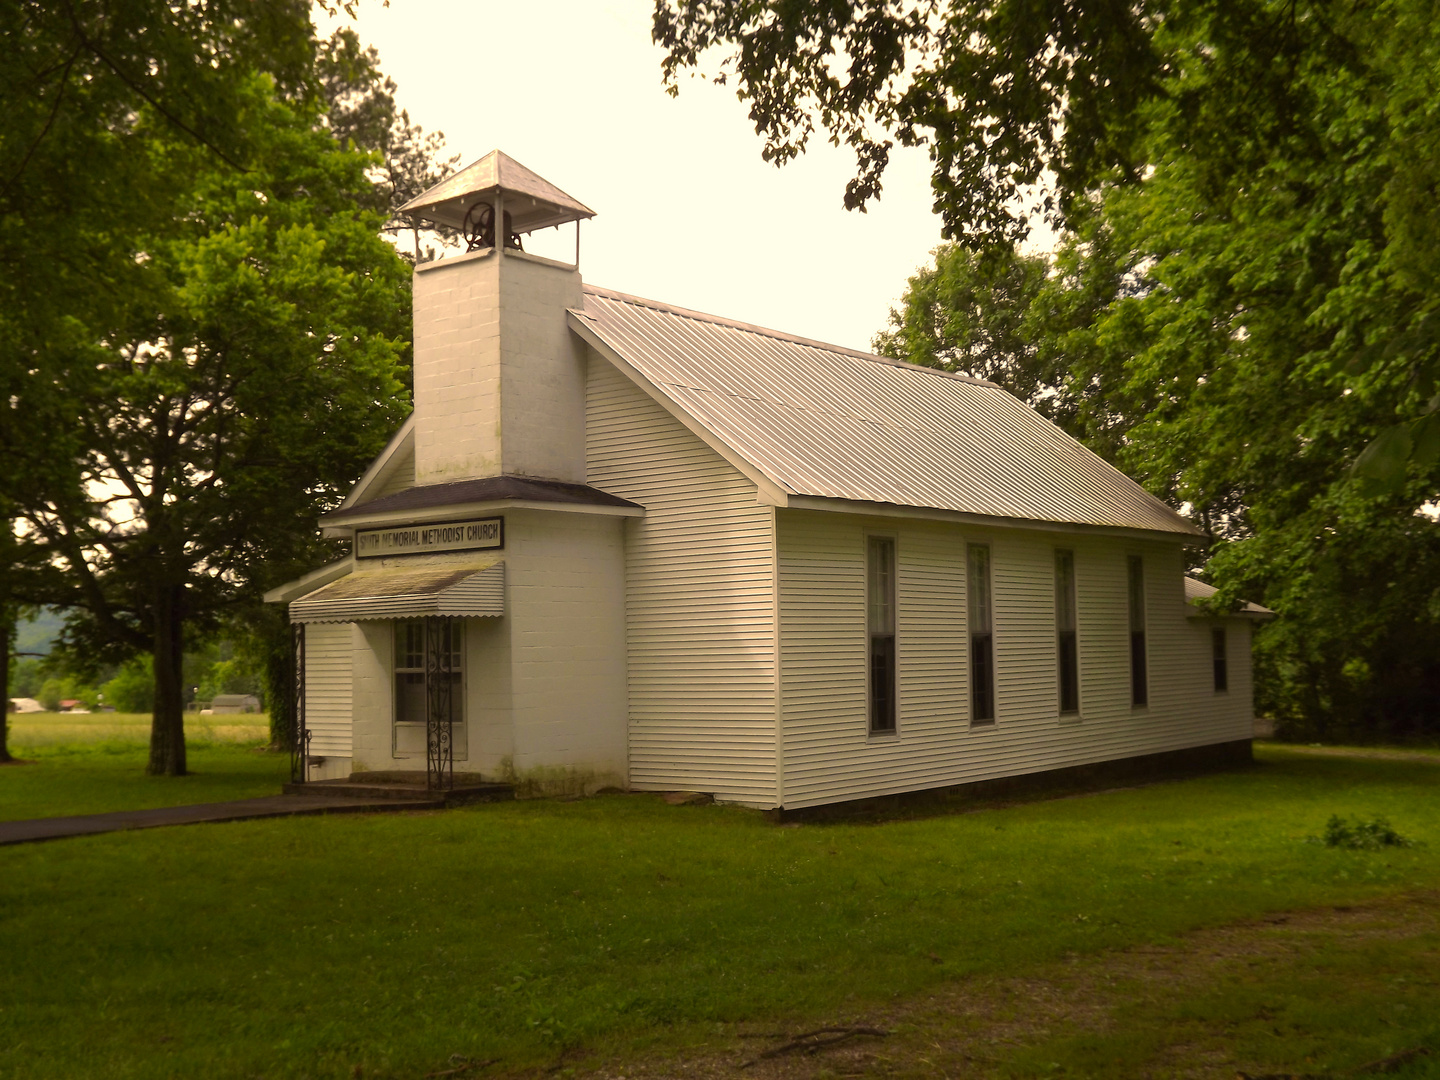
[868,3,1440,737]
[14,78,410,775]
[1,0,318,746]
[655,0,1440,486]
[1,7,431,774]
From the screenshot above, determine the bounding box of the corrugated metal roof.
[572,285,1204,538]
[290,561,505,623]
[1184,576,1274,617]
[398,150,595,234]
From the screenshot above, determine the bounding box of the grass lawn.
[0,712,286,821]
[1,745,1437,1079]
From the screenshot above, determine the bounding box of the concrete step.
[282,778,514,807]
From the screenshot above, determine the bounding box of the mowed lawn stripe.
[0,746,1436,1080]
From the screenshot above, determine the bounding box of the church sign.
[355,517,504,559]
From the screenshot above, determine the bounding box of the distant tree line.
[0,2,451,770]
[9,639,259,715]
[660,0,1440,741]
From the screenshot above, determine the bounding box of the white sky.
[321,0,952,352]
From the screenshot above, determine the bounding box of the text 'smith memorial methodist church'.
[266,152,1270,811]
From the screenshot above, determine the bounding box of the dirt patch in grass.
[552,891,1440,1080]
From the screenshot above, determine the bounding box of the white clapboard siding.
[303,622,354,757]
[779,512,1252,808]
[586,355,777,804]
[370,438,415,501]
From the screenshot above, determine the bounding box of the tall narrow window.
[969,543,995,723]
[1212,627,1228,692]
[1127,555,1148,707]
[867,536,897,733]
[1055,549,1079,715]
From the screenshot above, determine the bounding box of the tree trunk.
[0,604,13,764]
[263,606,295,751]
[147,584,187,776]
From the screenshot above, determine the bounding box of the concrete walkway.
[0,792,443,847]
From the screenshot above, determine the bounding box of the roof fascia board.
[783,495,1209,545]
[567,311,794,509]
[263,556,355,604]
[336,415,415,512]
[320,497,646,536]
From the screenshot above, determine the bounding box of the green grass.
[6,709,268,751]
[0,712,286,821]
[986,904,1440,1080]
[1,745,1437,1079]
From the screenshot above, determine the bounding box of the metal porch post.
[425,617,455,791]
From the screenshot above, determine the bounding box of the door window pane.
[394,619,464,727]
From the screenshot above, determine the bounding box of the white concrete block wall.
[503,509,628,790]
[777,511,1254,809]
[413,251,503,483]
[497,255,586,482]
[412,250,585,485]
[347,614,509,777]
[350,621,392,772]
[466,613,514,778]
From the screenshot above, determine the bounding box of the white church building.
[266,151,1268,811]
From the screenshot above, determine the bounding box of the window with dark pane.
[1055,549,1079,715]
[1212,627,1228,692]
[1127,555,1147,707]
[969,543,994,723]
[867,536,897,733]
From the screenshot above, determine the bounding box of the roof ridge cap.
[582,284,998,388]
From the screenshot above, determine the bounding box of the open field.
[5,709,268,750]
[1,745,1437,1080]
[0,712,285,821]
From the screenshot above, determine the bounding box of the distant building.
[267,152,1271,809]
[210,694,262,715]
[8,698,44,714]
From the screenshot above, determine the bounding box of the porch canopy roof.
[289,559,504,624]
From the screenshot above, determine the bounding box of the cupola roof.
[397,150,595,234]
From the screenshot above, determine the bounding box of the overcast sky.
[320,0,952,352]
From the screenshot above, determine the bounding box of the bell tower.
[398,151,596,486]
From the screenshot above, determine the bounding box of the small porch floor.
[283,776,515,807]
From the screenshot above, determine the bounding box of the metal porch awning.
[288,560,505,623]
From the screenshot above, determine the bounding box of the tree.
[874,5,1440,737]
[317,27,460,255]
[2,7,461,774]
[7,73,411,775]
[654,0,1440,486]
[2,1,343,770]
